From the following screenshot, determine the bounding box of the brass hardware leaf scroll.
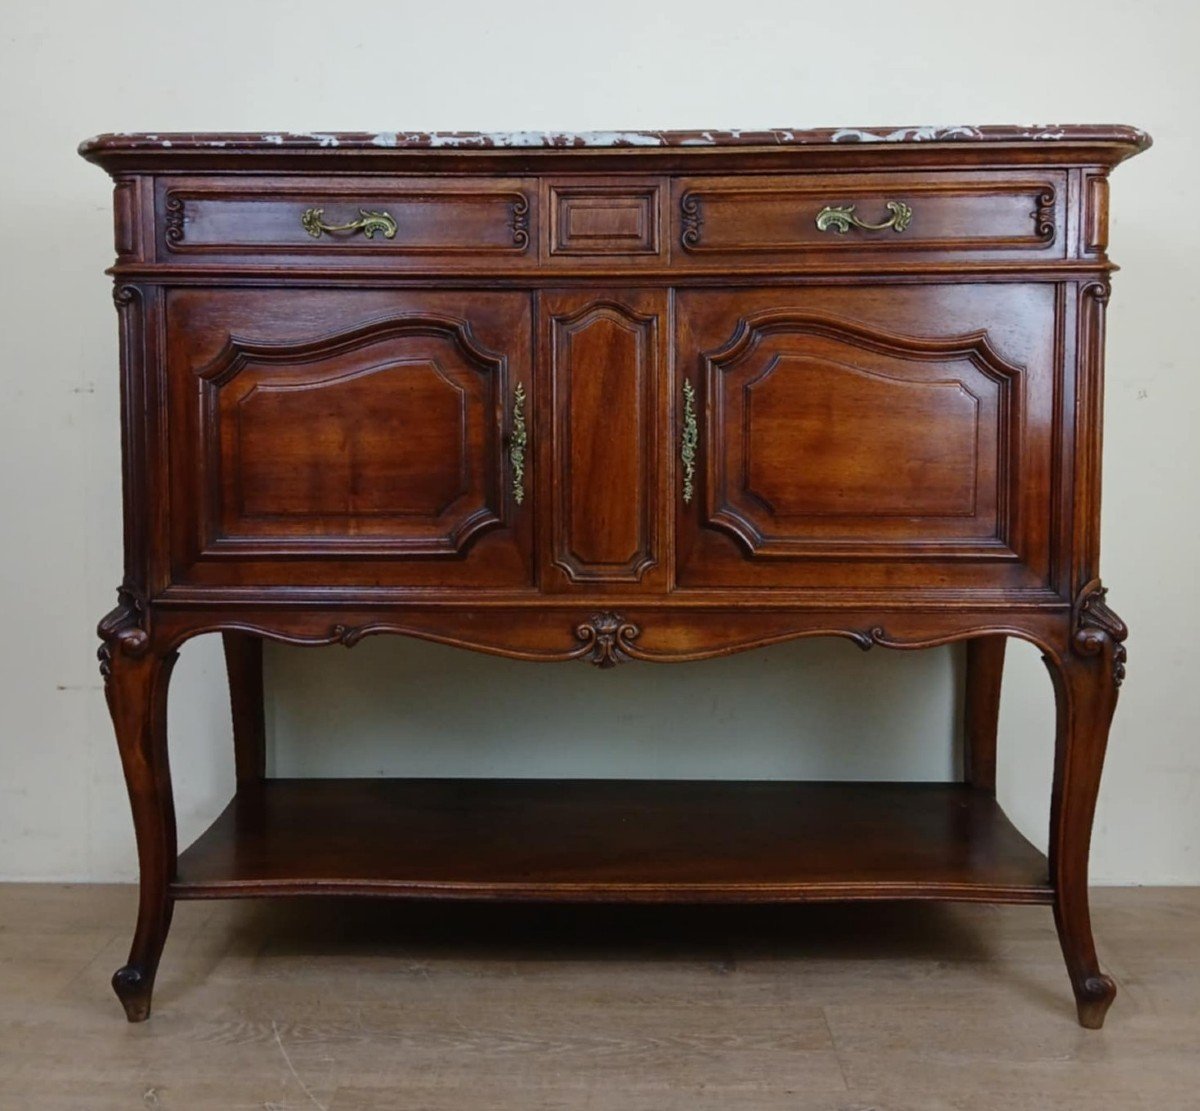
[301,208,398,239]
[815,200,913,234]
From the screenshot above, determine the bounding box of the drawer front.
[157,177,536,266]
[675,285,1057,593]
[673,172,1066,263]
[165,289,534,589]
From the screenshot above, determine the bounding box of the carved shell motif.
[576,612,641,668]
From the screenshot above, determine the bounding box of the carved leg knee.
[99,590,179,1021]
[1043,581,1127,1029]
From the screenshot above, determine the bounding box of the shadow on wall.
[262,636,968,782]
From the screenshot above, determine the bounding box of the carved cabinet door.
[674,286,1058,595]
[539,290,670,591]
[165,289,533,590]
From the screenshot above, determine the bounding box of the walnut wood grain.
[165,289,535,588]
[98,592,177,1023]
[173,779,1051,903]
[964,636,1007,793]
[675,284,1046,589]
[547,180,663,260]
[542,290,668,589]
[673,172,1067,266]
[84,126,1146,1026]
[222,632,265,787]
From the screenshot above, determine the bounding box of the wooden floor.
[0,885,1197,1109]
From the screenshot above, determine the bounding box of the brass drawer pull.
[815,200,913,234]
[300,207,398,240]
[681,379,698,504]
[510,383,528,505]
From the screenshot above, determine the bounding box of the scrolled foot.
[1074,973,1117,1029]
[112,965,154,1022]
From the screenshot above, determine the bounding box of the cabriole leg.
[99,596,178,1022]
[963,635,1006,792]
[1043,582,1127,1029]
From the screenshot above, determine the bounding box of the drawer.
[545,178,664,263]
[156,177,537,266]
[672,172,1066,263]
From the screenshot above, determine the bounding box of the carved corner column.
[98,587,178,1022]
[1043,579,1128,1028]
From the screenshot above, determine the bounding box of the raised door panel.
[743,356,984,519]
[706,317,1012,551]
[541,290,669,590]
[167,290,533,589]
[675,286,1057,594]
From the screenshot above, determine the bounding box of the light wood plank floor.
[0,885,1196,1109]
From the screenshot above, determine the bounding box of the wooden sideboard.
[81,125,1149,1027]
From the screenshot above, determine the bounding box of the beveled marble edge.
[79,124,1152,155]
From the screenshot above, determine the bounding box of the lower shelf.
[172,779,1051,904]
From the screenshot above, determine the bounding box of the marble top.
[80,124,1151,154]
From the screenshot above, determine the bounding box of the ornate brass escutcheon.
[510,382,528,505]
[680,379,698,504]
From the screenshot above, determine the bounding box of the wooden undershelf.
[172,779,1051,905]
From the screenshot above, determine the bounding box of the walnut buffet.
[81,125,1149,1026]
